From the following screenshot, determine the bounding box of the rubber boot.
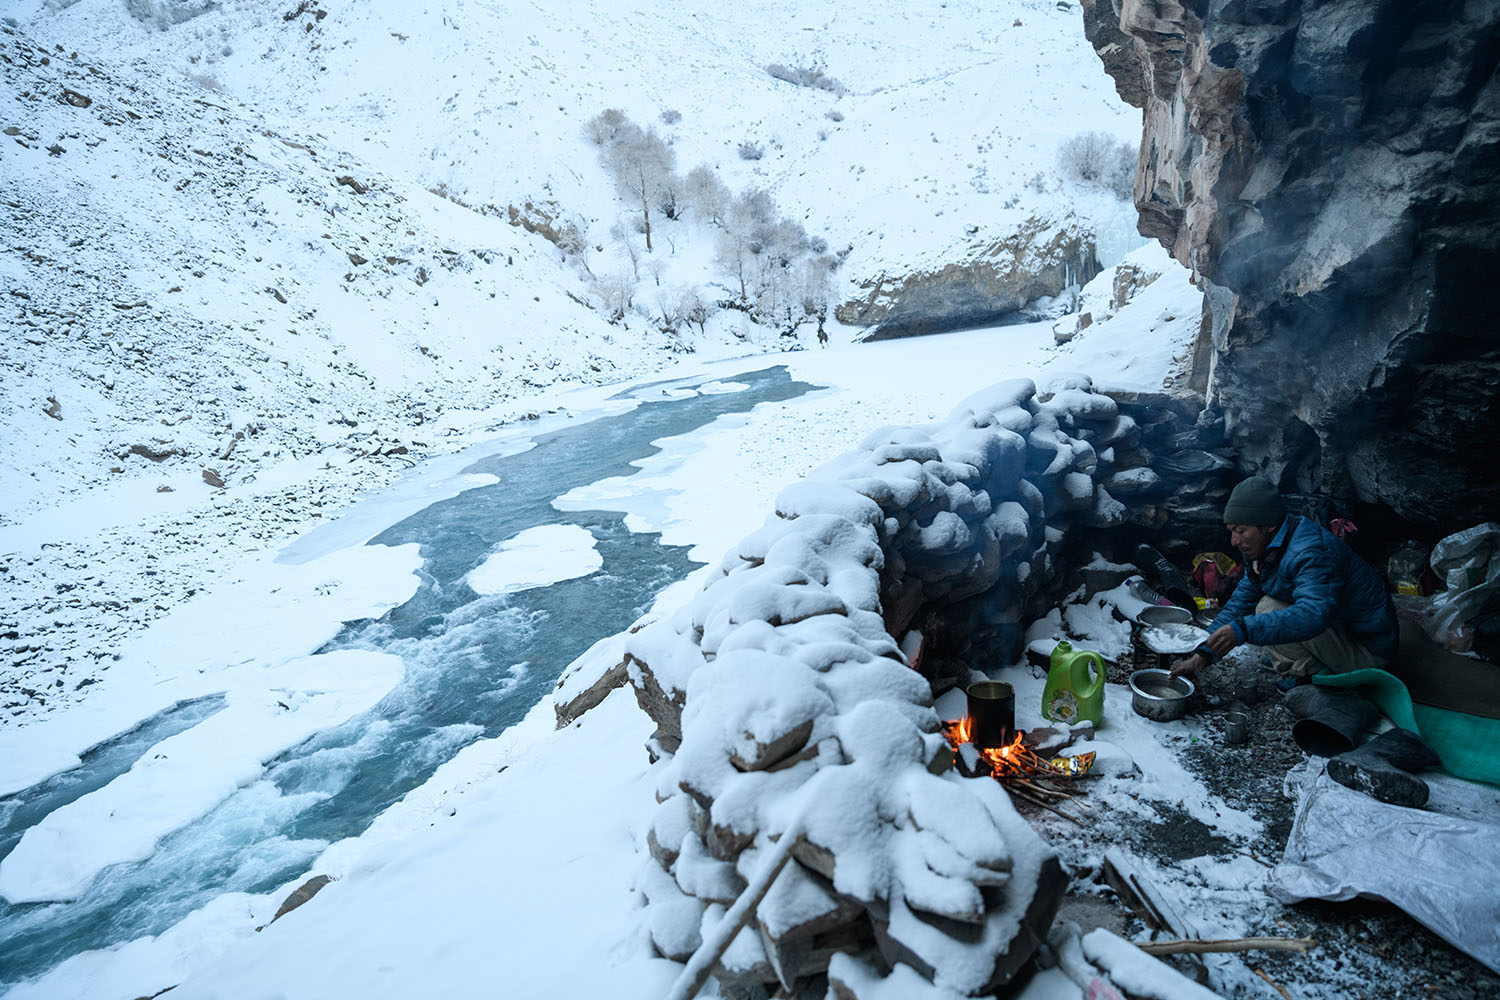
[1327,729,1441,808]
[1134,544,1197,610]
[1283,686,1379,757]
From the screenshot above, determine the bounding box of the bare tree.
[714,188,783,302]
[647,255,668,288]
[715,228,751,302]
[603,126,677,251]
[609,222,644,279]
[683,166,731,228]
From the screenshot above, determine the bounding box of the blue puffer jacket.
[1207,515,1399,659]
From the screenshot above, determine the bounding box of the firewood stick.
[1009,785,1085,826]
[1009,778,1064,799]
[1136,936,1318,957]
[1255,967,1295,999]
[666,824,805,1000]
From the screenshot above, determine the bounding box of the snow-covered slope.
[2,0,1139,721]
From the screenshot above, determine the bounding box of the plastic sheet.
[1269,760,1500,972]
[1427,522,1500,648]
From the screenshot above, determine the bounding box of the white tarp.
[1269,759,1500,972]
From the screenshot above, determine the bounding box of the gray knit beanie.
[1223,477,1285,526]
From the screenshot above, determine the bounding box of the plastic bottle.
[1042,639,1105,726]
[1125,575,1170,606]
[1387,541,1430,596]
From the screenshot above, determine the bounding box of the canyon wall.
[1082,0,1500,527]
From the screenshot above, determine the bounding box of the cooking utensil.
[966,681,1015,749]
[1224,710,1250,745]
[1128,668,1195,721]
[1137,605,1194,627]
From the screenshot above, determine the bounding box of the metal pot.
[1136,621,1210,659]
[1128,668,1195,722]
[965,681,1015,749]
[1136,604,1193,627]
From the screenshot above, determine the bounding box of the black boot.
[1327,729,1441,808]
[1283,686,1379,757]
[1134,544,1197,610]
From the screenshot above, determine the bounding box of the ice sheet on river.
[465,524,603,595]
[0,543,421,799]
[0,650,404,904]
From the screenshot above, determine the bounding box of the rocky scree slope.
[0,24,674,720]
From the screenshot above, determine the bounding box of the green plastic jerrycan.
[1041,639,1105,726]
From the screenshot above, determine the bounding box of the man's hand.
[1169,625,1240,680]
[1169,653,1205,680]
[1204,624,1239,658]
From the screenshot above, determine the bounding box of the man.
[1169,476,1398,682]
[1170,478,1439,807]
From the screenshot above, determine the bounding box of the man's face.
[1228,523,1275,562]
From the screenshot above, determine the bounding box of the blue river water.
[0,365,817,992]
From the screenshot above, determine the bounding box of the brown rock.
[729,719,813,773]
[627,653,685,754]
[124,443,184,462]
[554,654,629,728]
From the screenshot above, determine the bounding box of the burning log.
[940,716,1097,826]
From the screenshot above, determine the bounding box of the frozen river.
[0,365,816,990]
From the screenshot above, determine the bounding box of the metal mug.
[966,681,1016,749]
[1224,710,1250,745]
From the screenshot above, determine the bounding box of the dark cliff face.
[1082,0,1500,527]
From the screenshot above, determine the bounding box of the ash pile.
[575,375,1200,997]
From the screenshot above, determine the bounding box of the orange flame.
[942,717,1094,781]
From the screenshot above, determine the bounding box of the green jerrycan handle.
[1069,649,1105,699]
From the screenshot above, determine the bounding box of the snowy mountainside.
[1,0,1141,721]
[15,0,1141,295]
[1,26,649,510]
[0,24,652,718]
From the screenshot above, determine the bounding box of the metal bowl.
[1137,604,1194,627]
[1128,668,1195,722]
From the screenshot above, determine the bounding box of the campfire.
[942,715,1097,825]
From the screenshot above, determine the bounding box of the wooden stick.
[1009,778,1066,800]
[1255,967,1295,1000]
[1137,936,1318,957]
[666,826,805,1000]
[1009,785,1085,826]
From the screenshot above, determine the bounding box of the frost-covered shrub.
[1057,131,1136,200]
[825,108,845,122]
[659,108,682,125]
[738,139,765,161]
[591,272,636,322]
[553,217,587,257]
[766,61,846,95]
[583,108,631,146]
[655,175,683,220]
[127,0,216,28]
